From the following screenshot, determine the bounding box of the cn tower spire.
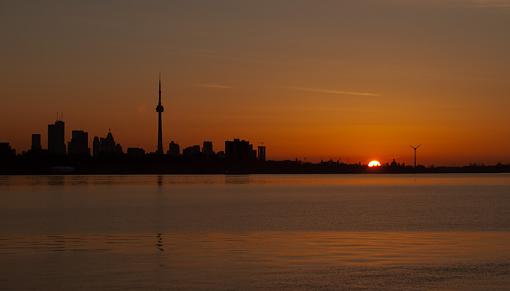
[156,73,165,155]
[158,72,161,105]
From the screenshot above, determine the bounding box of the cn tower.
[156,74,164,154]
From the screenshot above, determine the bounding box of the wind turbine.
[410,144,421,168]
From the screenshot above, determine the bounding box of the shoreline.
[1,169,510,175]
[2,158,509,175]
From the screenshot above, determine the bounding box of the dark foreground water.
[1,174,509,290]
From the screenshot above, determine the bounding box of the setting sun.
[368,160,382,168]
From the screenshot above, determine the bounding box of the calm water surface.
[1,174,509,290]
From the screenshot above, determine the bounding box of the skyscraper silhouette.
[156,74,164,155]
[68,130,89,157]
[48,120,66,156]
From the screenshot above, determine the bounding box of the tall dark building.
[68,130,89,157]
[225,139,256,161]
[168,141,180,157]
[155,75,164,155]
[31,134,42,151]
[202,141,214,157]
[257,145,266,161]
[48,120,66,156]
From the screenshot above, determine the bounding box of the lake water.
[1,174,510,290]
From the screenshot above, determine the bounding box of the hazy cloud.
[285,86,381,97]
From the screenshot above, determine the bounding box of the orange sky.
[1,1,510,165]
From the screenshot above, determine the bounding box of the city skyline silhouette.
[1,99,509,174]
[2,2,510,291]
[1,1,510,165]
[0,78,509,167]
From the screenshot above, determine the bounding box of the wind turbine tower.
[410,144,421,168]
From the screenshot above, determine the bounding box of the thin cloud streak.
[285,86,381,97]
[393,0,510,8]
[195,83,233,89]
[470,0,510,7]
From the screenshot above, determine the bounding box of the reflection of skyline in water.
[1,174,510,290]
[2,173,510,188]
[0,231,510,266]
[156,233,164,252]
[1,231,510,290]
[224,175,251,184]
[47,175,65,186]
[1,174,510,234]
[2,231,509,266]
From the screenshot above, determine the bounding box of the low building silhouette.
[68,130,89,157]
[0,142,16,159]
[258,145,266,161]
[168,141,180,157]
[216,151,225,159]
[183,145,201,158]
[92,130,123,157]
[127,147,145,158]
[202,141,214,157]
[31,134,42,152]
[225,139,256,161]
